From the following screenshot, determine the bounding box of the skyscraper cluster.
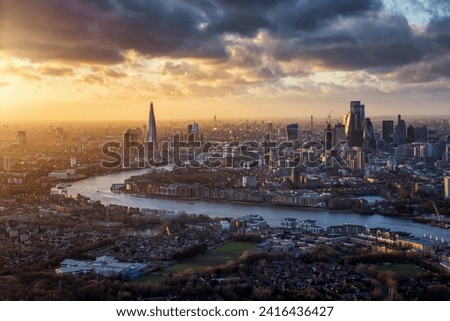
[381,115,433,151]
[343,101,375,150]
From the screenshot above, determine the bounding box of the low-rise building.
[55,256,148,279]
[397,236,448,256]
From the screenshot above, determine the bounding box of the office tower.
[147,102,157,143]
[428,129,437,142]
[17,131,27,147]
[344,101,365,147]
[324,123,333,152]
[407,125,428,143]
[350,101,365,127]
[310,116,314,131]
[382,120,394,143]
[344,111,355,142]
[347,147,365,171]
[286,123,299,141]
[394,115,406,145]
[2,156,11,171]
[445,144,450,163]
[417,144,431,159]
[363,118,376,151]
[356,148,365,171]
[124,128,145,168]
[333,122,346,145]
[267,122,273,133]
[407,125,415,143]
[187,122,200,142]
[444,176,450,200]
[414,126,428,142]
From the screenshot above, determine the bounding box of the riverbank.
[61,171,442,231]
[117,189,390,217]
[132,190,370,208]
[122,190,450,230]
[63,169,450,239]
[115,189,450,232]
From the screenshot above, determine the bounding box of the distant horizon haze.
[1,1,449,122]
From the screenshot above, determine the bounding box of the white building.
[281,218,297,229]
[55,256,147,278]
[242,176,257,188]
[48,169,77,180]
[219,220,231,232]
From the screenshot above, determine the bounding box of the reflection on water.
[65,169,450,240]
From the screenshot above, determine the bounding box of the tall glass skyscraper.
[344,101,365,147]
[363,118,376,151]
[382,120,394,143]
[394,114,406,145]
[147,102,157,143]
[286,123,299,141]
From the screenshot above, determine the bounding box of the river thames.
[65,169,450,240]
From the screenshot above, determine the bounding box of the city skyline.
[1,0,450,121]
[1,1,450,307]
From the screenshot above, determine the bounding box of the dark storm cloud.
[0,0,449,83]
[271,0,383,32]
[97,0,229,59]
[0,0,227,63]
[386,14,450,82]
[0,0,385,62]
[274,14,424,69]
[426,16,450,50]
[385,55,450,83]
[0,0,125,64]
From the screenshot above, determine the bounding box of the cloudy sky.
[0,0,449,121]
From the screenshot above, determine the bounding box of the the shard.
[147,102,157,143]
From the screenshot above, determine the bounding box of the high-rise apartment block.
[444,176,450,200]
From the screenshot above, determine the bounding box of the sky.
[0,0,449,122]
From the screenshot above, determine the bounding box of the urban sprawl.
[1,101,450,300]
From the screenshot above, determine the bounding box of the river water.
[65,169,450,240]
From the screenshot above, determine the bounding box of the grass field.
[167,241,256,273]
[376,264,422,277]
[136,242,257,283]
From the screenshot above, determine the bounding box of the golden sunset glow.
[0,0,449,121]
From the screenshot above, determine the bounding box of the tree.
[423,284,450,300]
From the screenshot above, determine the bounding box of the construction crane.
[431,201,448,228]
[431,201,441,222]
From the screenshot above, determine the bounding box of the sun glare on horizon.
[0,0,449,121]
